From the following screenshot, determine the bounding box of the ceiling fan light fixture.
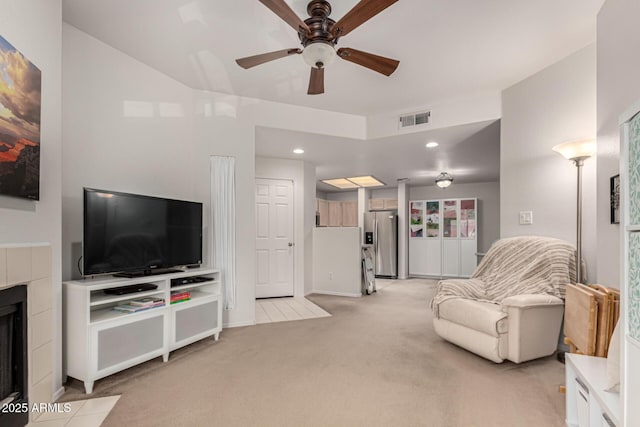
[302,42,337,68]
[435,172,454,188]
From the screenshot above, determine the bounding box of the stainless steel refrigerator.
[363,210,398,278]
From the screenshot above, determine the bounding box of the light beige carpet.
[62,279,566,427]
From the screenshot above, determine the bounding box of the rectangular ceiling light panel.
[321,178,359,189]
[347,176,385,188]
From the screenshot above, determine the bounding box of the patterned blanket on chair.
[431,236,577,318]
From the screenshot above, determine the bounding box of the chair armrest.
[503,294,565,363]
[501,294,564,310]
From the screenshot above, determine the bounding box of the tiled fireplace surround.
[0,244,54,422]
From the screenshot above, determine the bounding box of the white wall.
[321,188,398,203]
[597,1,640,287]
[598,1,640,424]
[0,0,63,399]
[312,227,361,297]
[397,182,409,279]
[325,191,358,201]
[371,188,399,200]
[194,95,256,327]
[62,23,198,277]
[500,45,597,282]
[410,182,500,253]
[303,161,315,295]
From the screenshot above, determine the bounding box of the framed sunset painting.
[0,34,41,200]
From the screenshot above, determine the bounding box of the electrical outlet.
[519,211,533,225]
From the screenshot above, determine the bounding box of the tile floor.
[28,395,120,427]
[255,297,331,324]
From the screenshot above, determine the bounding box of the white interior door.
[255,178,294,298]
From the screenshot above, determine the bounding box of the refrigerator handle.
[374,217,378,250]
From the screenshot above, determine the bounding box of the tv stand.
[113,268,183,278]
[64,268,221,394]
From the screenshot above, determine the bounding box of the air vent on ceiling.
[399,111,431,129]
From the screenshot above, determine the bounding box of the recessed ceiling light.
[426,142,439,148]
[293,148,305,154]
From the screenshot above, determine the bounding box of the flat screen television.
[83,188,203,276]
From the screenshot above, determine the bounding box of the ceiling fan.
[235,0,400,95]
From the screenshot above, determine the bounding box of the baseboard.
[312,290,362,298]
[223,319,256,328]
[52,386,65,402]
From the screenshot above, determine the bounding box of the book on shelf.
[113,297,165,313]
[128,297,165,307]
[170,290,191,304]
[171,291,190,299]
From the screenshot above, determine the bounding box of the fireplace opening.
[0,285,28,427]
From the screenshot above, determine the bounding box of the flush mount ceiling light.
[425,142,439,148]
[435,172,454,188]
[321,175,385,189]
[293,148,305,154]
[346,175,385,188]
[321,178,359,189]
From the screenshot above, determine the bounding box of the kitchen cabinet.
[369,198,398,211]
[317,199,329,226]
[341,201,358,227]
[316,198,358,227]
[328,201,343,226]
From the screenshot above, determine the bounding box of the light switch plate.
[519,211,533,225]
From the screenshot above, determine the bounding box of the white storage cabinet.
[409,198,478,278]
[64,268,221,394]
[565,353,619,427]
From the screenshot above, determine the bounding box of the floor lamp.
[552,139,596,285]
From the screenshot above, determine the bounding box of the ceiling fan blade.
[258,0,310,34]
[308,67,325,95]
[337,47,399,76]
[236,48,302,69]
[332,0,398,37]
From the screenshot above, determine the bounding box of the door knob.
[288,242,294,247]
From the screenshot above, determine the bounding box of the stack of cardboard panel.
[564,283,620,357]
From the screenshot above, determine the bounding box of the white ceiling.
[61,0,603,191]
[256,119,500,192]
[62,0,604,116]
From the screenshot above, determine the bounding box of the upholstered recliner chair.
[431,236,578,363]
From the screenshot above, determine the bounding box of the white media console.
[64,268,222,394]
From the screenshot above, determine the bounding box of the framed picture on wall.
[611,174,620,224]
[0,34,42,200]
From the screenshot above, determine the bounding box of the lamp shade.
[302,42,336,68]
[552,139,596,161]
[435,172,453,188]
